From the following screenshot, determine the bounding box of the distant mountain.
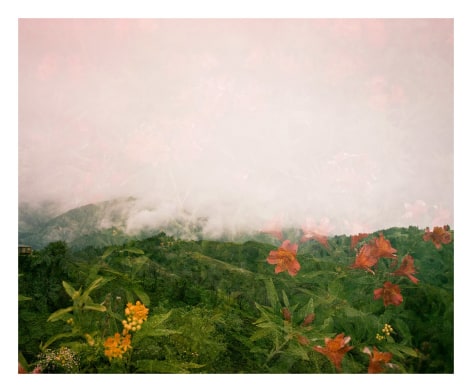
[18,197,260,250]
[19,197,139,249]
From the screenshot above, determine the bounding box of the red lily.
[370,232,397,259]
[300,218,333,249]
[313,333,354,372]
[363,346,394,374]
[374,281,403,307]
[266,240,300,276]
[423,225,452,249]
[350,244,378,274]
[350,232,369,250]
[392,254,419,284]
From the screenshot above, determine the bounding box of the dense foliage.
[18,226,453,373]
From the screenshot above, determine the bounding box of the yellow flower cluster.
[376,324,394,341]
[104,332,132,359]
[103,301,149,360]
[382,324,394,336]
[122,301,149,332]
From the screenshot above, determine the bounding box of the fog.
[18,19,453,236]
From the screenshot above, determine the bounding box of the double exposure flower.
[313,333,354,371]
[260,219,284,241]
[363,346,394,374]
[374,281,403,307]
[267,240,300,276]
[423,225,452,249]
[350,232,369,250]
[370,233,397,259]
[350,244,378,274]
[392,254,419,284]
[300,218,333,249]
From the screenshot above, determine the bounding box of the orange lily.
[363,346,394,374]
[300,218,333,249]
[392,254,419,284]
[350,243,378,274]
[267,240,301,276]
[423,225,452,249]
[313,333,354,371]
[374,281,403,307]
[371,232,397,259]
[350,232,369,250]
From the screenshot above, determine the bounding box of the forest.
[18,225,453,374]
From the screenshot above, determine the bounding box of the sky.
[18,18,454,236]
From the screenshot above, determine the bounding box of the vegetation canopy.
[18,225,453,374]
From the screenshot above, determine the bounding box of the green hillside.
[18,226,453,374]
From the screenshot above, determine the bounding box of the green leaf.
[39,332,80,351]
[18,295,32,301]
[62,281,80,300]
[137,328,180,338]
[123,247,145,255]
[135,359,204,374]
[250,327,275,342]
[149,310,173,326]
[83,304,107,312]
[304,297,314,315]
[47,306,74,322]
[282,290,290,308]
[264,278,279,310]
[286,342,310,361]
[101,247,115,260]
[83,277,108,298]
[132,286,151,307]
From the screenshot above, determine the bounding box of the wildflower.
[392,254,419,284]
[120,333,132,352]
[122,301,149,330]
[350,233,369,250]
[374,282,403,307]
[301,232,330,249]
[423,225,452,249]
[313,333,354,372]
[363,346,394,374]
[267,240,301,276]
[36,347,79,373]
[350,244,378,274]
[104,333,124,359]
[370,233,397,259]
[300,218,333,249]
[375,333,384,341]
[381,324,394,336]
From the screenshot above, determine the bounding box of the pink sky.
[18,19,453,234]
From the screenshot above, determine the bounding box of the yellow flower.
[104,333,124,359]
[121,334,132,352]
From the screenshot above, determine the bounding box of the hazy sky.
[18,18,453,235]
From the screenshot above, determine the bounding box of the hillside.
[18,225,453,373]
